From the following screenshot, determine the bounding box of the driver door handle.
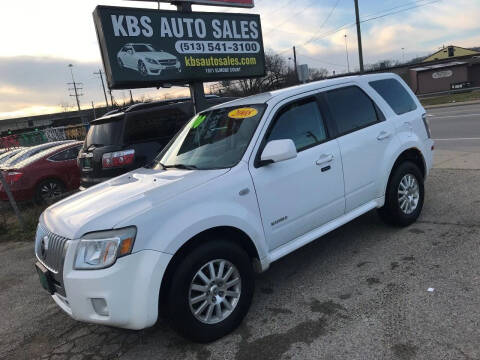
[316,153,334,166]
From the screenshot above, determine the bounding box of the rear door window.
[324,86,380,135]
[50,146,81,161]
[123,107,189,144]
[369,78,417,115]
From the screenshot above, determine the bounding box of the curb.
[423,100,480,109]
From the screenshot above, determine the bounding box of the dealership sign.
[127,0,254,8]
[93,6,265,89]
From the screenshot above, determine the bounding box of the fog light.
[91,298,109,316]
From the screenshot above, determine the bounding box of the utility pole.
[68,64,83,111]
[401,47,405,63]
[344,34,350,73]
[129,90,134,104]
[109,89,115,108]
[91,101,97,119]
[94,69,109,108]
[354,0,364,73]
[293,46,298,82]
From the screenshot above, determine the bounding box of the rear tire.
[166,239,254,342]
[378,161,424,227]
[35,179,64,204]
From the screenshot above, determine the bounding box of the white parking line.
[433,137,480,141]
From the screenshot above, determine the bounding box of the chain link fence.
[0,124,88,150]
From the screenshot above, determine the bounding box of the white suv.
[35,73,433,342]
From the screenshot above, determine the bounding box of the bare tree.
[309,67,329,81]
[216,51,294,96]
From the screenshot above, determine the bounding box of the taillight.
[421,113,431,138]
[102,149,135,169]
[5,171,23,184]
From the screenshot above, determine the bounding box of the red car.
[0,142,82,203]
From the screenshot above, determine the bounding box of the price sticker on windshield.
[228,108,258,119]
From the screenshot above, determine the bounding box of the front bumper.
[52,241,172,330]
[147,64,181,75]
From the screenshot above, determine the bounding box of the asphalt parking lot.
[1,105,479,360]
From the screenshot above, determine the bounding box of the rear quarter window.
[369,78,417,115]
[124,107,190,143]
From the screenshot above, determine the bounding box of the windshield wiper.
[164,163,198,170]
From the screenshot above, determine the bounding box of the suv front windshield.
[153,104,266,170]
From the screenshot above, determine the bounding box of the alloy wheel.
[397,173,419,215]
[40,181,62,201]
[188,259,241,324]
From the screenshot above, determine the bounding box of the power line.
[301,0,441,47]
[279,0,441,71]
[263,0,319,35]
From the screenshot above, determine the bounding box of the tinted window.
[85,117,124,147]
[267,98,327,152]
[50,146,81,161]
[325,86,379,134]
[124,107,188,143]
[369,78,417,115]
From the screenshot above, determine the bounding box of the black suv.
[78,97,234,189]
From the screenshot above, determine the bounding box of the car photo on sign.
[117,43,181,77]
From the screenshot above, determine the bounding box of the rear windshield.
[85,116,124,148]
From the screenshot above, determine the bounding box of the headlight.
[145,57,158,64]
[74,227,136,270]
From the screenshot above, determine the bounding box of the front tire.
[166,240,254,342]
[378,161,424,226]
[138,61,148,76]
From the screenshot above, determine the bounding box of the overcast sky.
[1,0,479,120]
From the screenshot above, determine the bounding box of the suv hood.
[42,167,228,239]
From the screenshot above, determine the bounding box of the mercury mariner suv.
[35,73,434,342]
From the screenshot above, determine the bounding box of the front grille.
[158,59,176,66]
[35,224,69,274]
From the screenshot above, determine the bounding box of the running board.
[267,199,382,264]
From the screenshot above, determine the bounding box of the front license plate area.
[35,261,54,294]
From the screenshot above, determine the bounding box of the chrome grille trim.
[35,224,70,274]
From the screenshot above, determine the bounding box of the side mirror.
[260,139,297,166]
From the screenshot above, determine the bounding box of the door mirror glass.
[260,139,297,165]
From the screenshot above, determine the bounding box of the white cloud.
[1,0,480,118]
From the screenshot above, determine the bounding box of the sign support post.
[175,1,209,113]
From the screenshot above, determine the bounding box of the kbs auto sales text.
[111,15,259,40]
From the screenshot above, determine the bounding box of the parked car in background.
[1,141,74,170]
[77,96,235,189]
[0,147,24,165]
[36,74,433,341]
[0,141,82,203]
